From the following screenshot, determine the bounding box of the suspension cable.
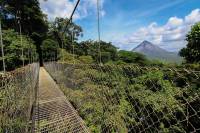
[0,2,6,73]
[0,19,6,73]
[62,0,81,36]
[62,36,64,62]
[69,18,75,64]
[97,0,102,65]
[58,0,80,63]
[72,32,75,64]
[71,21,75,64]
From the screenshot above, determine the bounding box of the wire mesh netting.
[44,62,200,133]
[33,68,89,133]
[0,63,39,133]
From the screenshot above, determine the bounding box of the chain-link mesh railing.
[44,62,200,133]
[0,63,39,133]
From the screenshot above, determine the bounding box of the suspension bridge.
[1,0,200,133]
[1,62,200,132]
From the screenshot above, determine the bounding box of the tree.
[78,56,94,64]
[58,49,80,64]
[100,41,118,61]
[117,50,148,65]
[50,17,83,52]
[1,0,48,35]
[77,40,118,63]
[1,0,48,66]
[179,22,200,63]
[41,39,59,62]
[0,30,37,70]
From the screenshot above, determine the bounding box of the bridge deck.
[33,67,89,133]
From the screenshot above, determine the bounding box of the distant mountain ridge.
[132,41,182,63]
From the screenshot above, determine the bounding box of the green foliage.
[49,17,83,50]
[0,64,39,132]
[183,63,200,71]
[58,49,80,64]
[41,39,59,61]
[46,63,200,132]
[56,40,159,66]
[1,0,48,34]
[117,50,149,65]
[101,52,111,63]
[149,59,165,66]
[1,0,155,67]
[0,30,37,70]
[78,56,94,64]
[77,40,118,63]
[1,0,48,66]
[180,22,200,63]
[129,71,182,111]
[115,60,127,65]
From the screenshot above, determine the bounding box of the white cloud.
[39,0,105,20]
[115,9,200,52]
[166,17,183,29]
[39,0,74,20]
[185,9,200,24]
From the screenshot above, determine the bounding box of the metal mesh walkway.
[33,67,89,133]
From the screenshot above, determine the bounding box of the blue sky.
[39,0,200,52]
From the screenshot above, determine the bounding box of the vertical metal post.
[32,51,34,63]
[72,31,75,64]
[19,20,24,67]
[0,19,5,73]
[27,37,31,64]
[54,52,56,62]
[62,37,64,62]
[30,49,32,64]
[97,0,102,64]
[17,10,24,67]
